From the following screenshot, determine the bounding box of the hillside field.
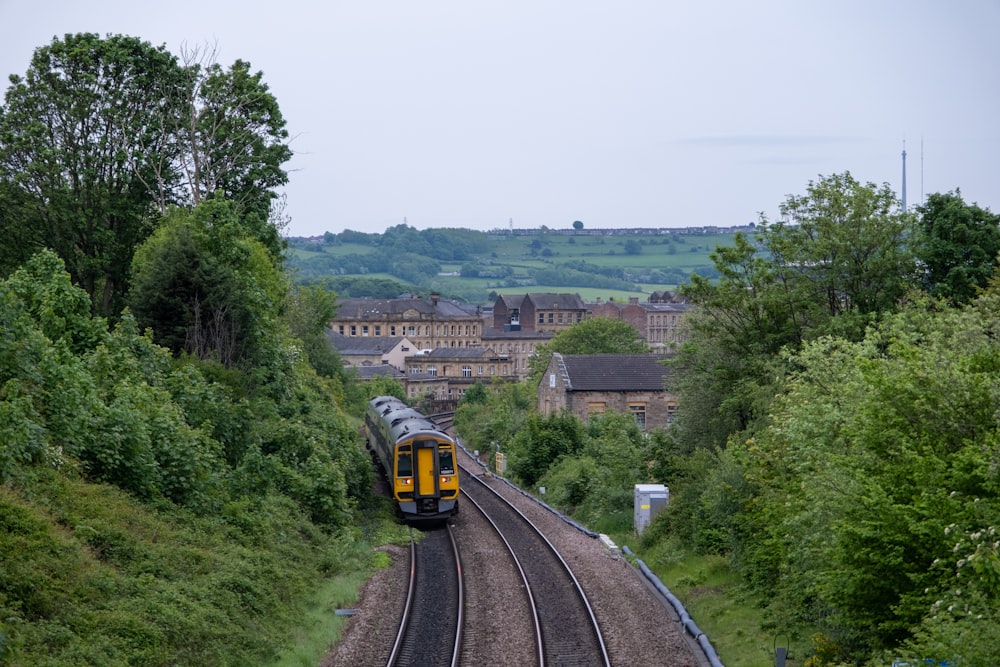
[287,229,743,302]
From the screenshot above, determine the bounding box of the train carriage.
[364,396,459,521]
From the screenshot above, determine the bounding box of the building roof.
[334,295,478,320]
[353,365,406,380]
[481,327,554,341]
[525,293,587,310]
[417,347,502,361]
[325,331,407,356]
[496,293,587,310]
[552,353,672,392]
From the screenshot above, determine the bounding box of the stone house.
[324,331,416,370]
[588,295,690,353]
[492,293,588,334]
[538,352,677,431]
[404,346,518,407]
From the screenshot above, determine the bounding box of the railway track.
[387,524,463,667]
[460,463,611,667]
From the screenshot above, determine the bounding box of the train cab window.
[396,447,412,477]
[438,449,455,474]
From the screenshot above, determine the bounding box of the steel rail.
[459,486,545,667]
[460,463,611,667]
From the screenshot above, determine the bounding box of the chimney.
[430,292,440,306]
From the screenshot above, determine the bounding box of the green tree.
[285,284,343,378]
[914,190,1000,306]
[727,295,1000,660]
[767,171,916,332]
[674,172,916,452]
[128,199,288,368]
[0,33,188,316]
[573,220,584,231]
[175,48,293,258]
[528,317,648,382]
[509,411,585,487]
[0,35,294,315]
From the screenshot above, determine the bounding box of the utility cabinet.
[634,483,669,534]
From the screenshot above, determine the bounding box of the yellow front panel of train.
[415,445,437,498]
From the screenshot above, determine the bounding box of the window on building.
[427,366,437,377]
[375,325,381,336]
[462,365,472,377]
[478,365,484,375]
[362,325,369,336]
[666,401,679,424]
[576,313,583,322]
[337,324,345,335]
[587,402,606,417]
[547,313,554,324]
[408,326,415,336]
[350,325,357,336]
[390,325,397,336]
[629,403,647,429]
[538,312,545,324]
[557,313,564,324]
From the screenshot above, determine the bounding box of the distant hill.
[286,225,752,304]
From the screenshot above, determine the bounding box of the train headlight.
[440,476,451,483]
[399,478,413,486]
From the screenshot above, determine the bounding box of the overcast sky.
[2,1,998,237]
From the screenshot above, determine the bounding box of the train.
[364,396,460,522]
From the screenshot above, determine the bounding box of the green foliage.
[0,34,293,317]
[914,190,1000,306]
[528,317,648,382]
[453,381,533,462]
[0,472,388,667]
[189,58,292,247]
[128,200,289,368]
[690,297,1000,661]
[459,380,489,405]
[508,411,585,487]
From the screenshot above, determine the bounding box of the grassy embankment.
[1,467,407,667]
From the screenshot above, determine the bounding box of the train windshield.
[396,446,412,477]
[438,449,455,474]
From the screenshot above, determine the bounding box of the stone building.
[492,293,588,334]
[331,293,484,351]
[404,347,517,406]
[538,352,677,431]
[324,332,416,370]
[480,327,553,381]
[588,293,690,353]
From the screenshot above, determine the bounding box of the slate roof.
[554,353,672,391]
[354,365,406,380]
[325,331,406,355]
[481,327,554,341]
[496,293,587,310]
[334,296,474,319]
[421,347,498,360]
[525,293,587,309]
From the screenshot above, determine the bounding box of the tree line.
[0,33,383,665]
[454,174,1000,666]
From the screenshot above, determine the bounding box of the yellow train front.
[365,396,460,522]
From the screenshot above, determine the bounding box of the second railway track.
[460,464,611,667]
[387,524,463,667]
